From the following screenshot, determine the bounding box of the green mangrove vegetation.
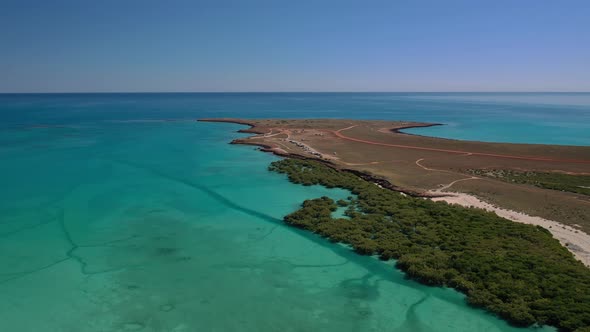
[468,169,590,196]
[269,159,590,331]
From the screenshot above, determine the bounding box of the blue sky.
[1,0,589,92]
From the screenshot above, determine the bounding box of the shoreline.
[199,118,439,198]
[198,118,590,267]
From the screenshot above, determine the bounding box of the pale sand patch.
[429,191,590,267]
[269,147,288,155]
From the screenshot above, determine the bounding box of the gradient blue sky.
[1,0,589,92]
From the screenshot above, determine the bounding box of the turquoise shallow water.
[1,93,586,331]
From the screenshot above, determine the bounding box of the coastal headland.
[199,118,590,266]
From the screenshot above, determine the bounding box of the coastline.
[199,118,439,198]
[199,118,590,267]
[391,123,450,139]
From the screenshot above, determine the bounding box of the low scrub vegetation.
[270,159,590,331]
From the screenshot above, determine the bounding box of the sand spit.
[430,191,590,267]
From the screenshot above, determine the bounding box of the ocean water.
[2,93,588,145]
[1,93,587,331]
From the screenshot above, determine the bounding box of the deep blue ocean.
[1,93,588,331]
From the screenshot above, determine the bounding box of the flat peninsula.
[200,118,590,266]
[200,118,590,331]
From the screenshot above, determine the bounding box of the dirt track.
[199,118,590,238]
[334,126,590,164]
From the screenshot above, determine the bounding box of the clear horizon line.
[2,91,590,94]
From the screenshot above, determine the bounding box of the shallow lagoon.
[0,119,555,331]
